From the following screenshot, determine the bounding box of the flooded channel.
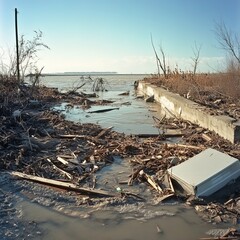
[8,74,232,239]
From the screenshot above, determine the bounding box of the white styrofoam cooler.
[167,148,240,197]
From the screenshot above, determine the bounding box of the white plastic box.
[167,148,240,197]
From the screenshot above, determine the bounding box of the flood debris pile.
[0,77,240,229]
[203,227,240,240]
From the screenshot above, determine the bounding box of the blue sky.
[0,0,239,73]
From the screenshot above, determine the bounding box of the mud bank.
[138,81,240,143]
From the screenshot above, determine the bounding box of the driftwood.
[202,133,212,142]
[58,134,105,145]
[88,107,119,113]
[56,156,76,168]
[118,91,129,96]
[9,171,116,197]
[46,158,72,179]
[157,193,175,202]
[167,173,175,193]
[95,126,113,139]
[136,131,183,138]
[139,170,163,193]
[167,143,205,150]
[21,134,60,150]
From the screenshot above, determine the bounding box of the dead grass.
[145,71,240,102]
[144,70,240,120]
[0,75,19,102]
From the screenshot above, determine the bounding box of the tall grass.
[146,67,240,102]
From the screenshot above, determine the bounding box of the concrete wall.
[138,81,240,143]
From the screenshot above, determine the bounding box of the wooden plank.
[167,173,175,193]
[95,126,113,139]
[167,143,204,150]
[9,171,116,197]
[139,170,163,193]
[157,193,175,202]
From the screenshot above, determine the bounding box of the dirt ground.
[0,76,240,239]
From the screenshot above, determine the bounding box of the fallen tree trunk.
[9,171,116,197]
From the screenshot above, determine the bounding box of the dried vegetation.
[144,70,240,119]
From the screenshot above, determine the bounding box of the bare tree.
[191,41,202,75]
[151,35,167,78]
[8,30,50,82]
[214,21,240,65]
[29,66,44,95]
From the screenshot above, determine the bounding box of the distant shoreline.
[43,72,118,77]
[39,72,150,77]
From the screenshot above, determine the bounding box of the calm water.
[41,74,162,134]
[41,74,148,92]
[18,74,226,240]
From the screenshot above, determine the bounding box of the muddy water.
[2,163,230,240]
[19,200,210,240]
[12,157,217,240]
[12,74,228,239]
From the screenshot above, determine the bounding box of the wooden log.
[118,91,130,96]
[9,171,116,197]
[123,191,145,201]
[88,107,119,113]
[136,131,183,138]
